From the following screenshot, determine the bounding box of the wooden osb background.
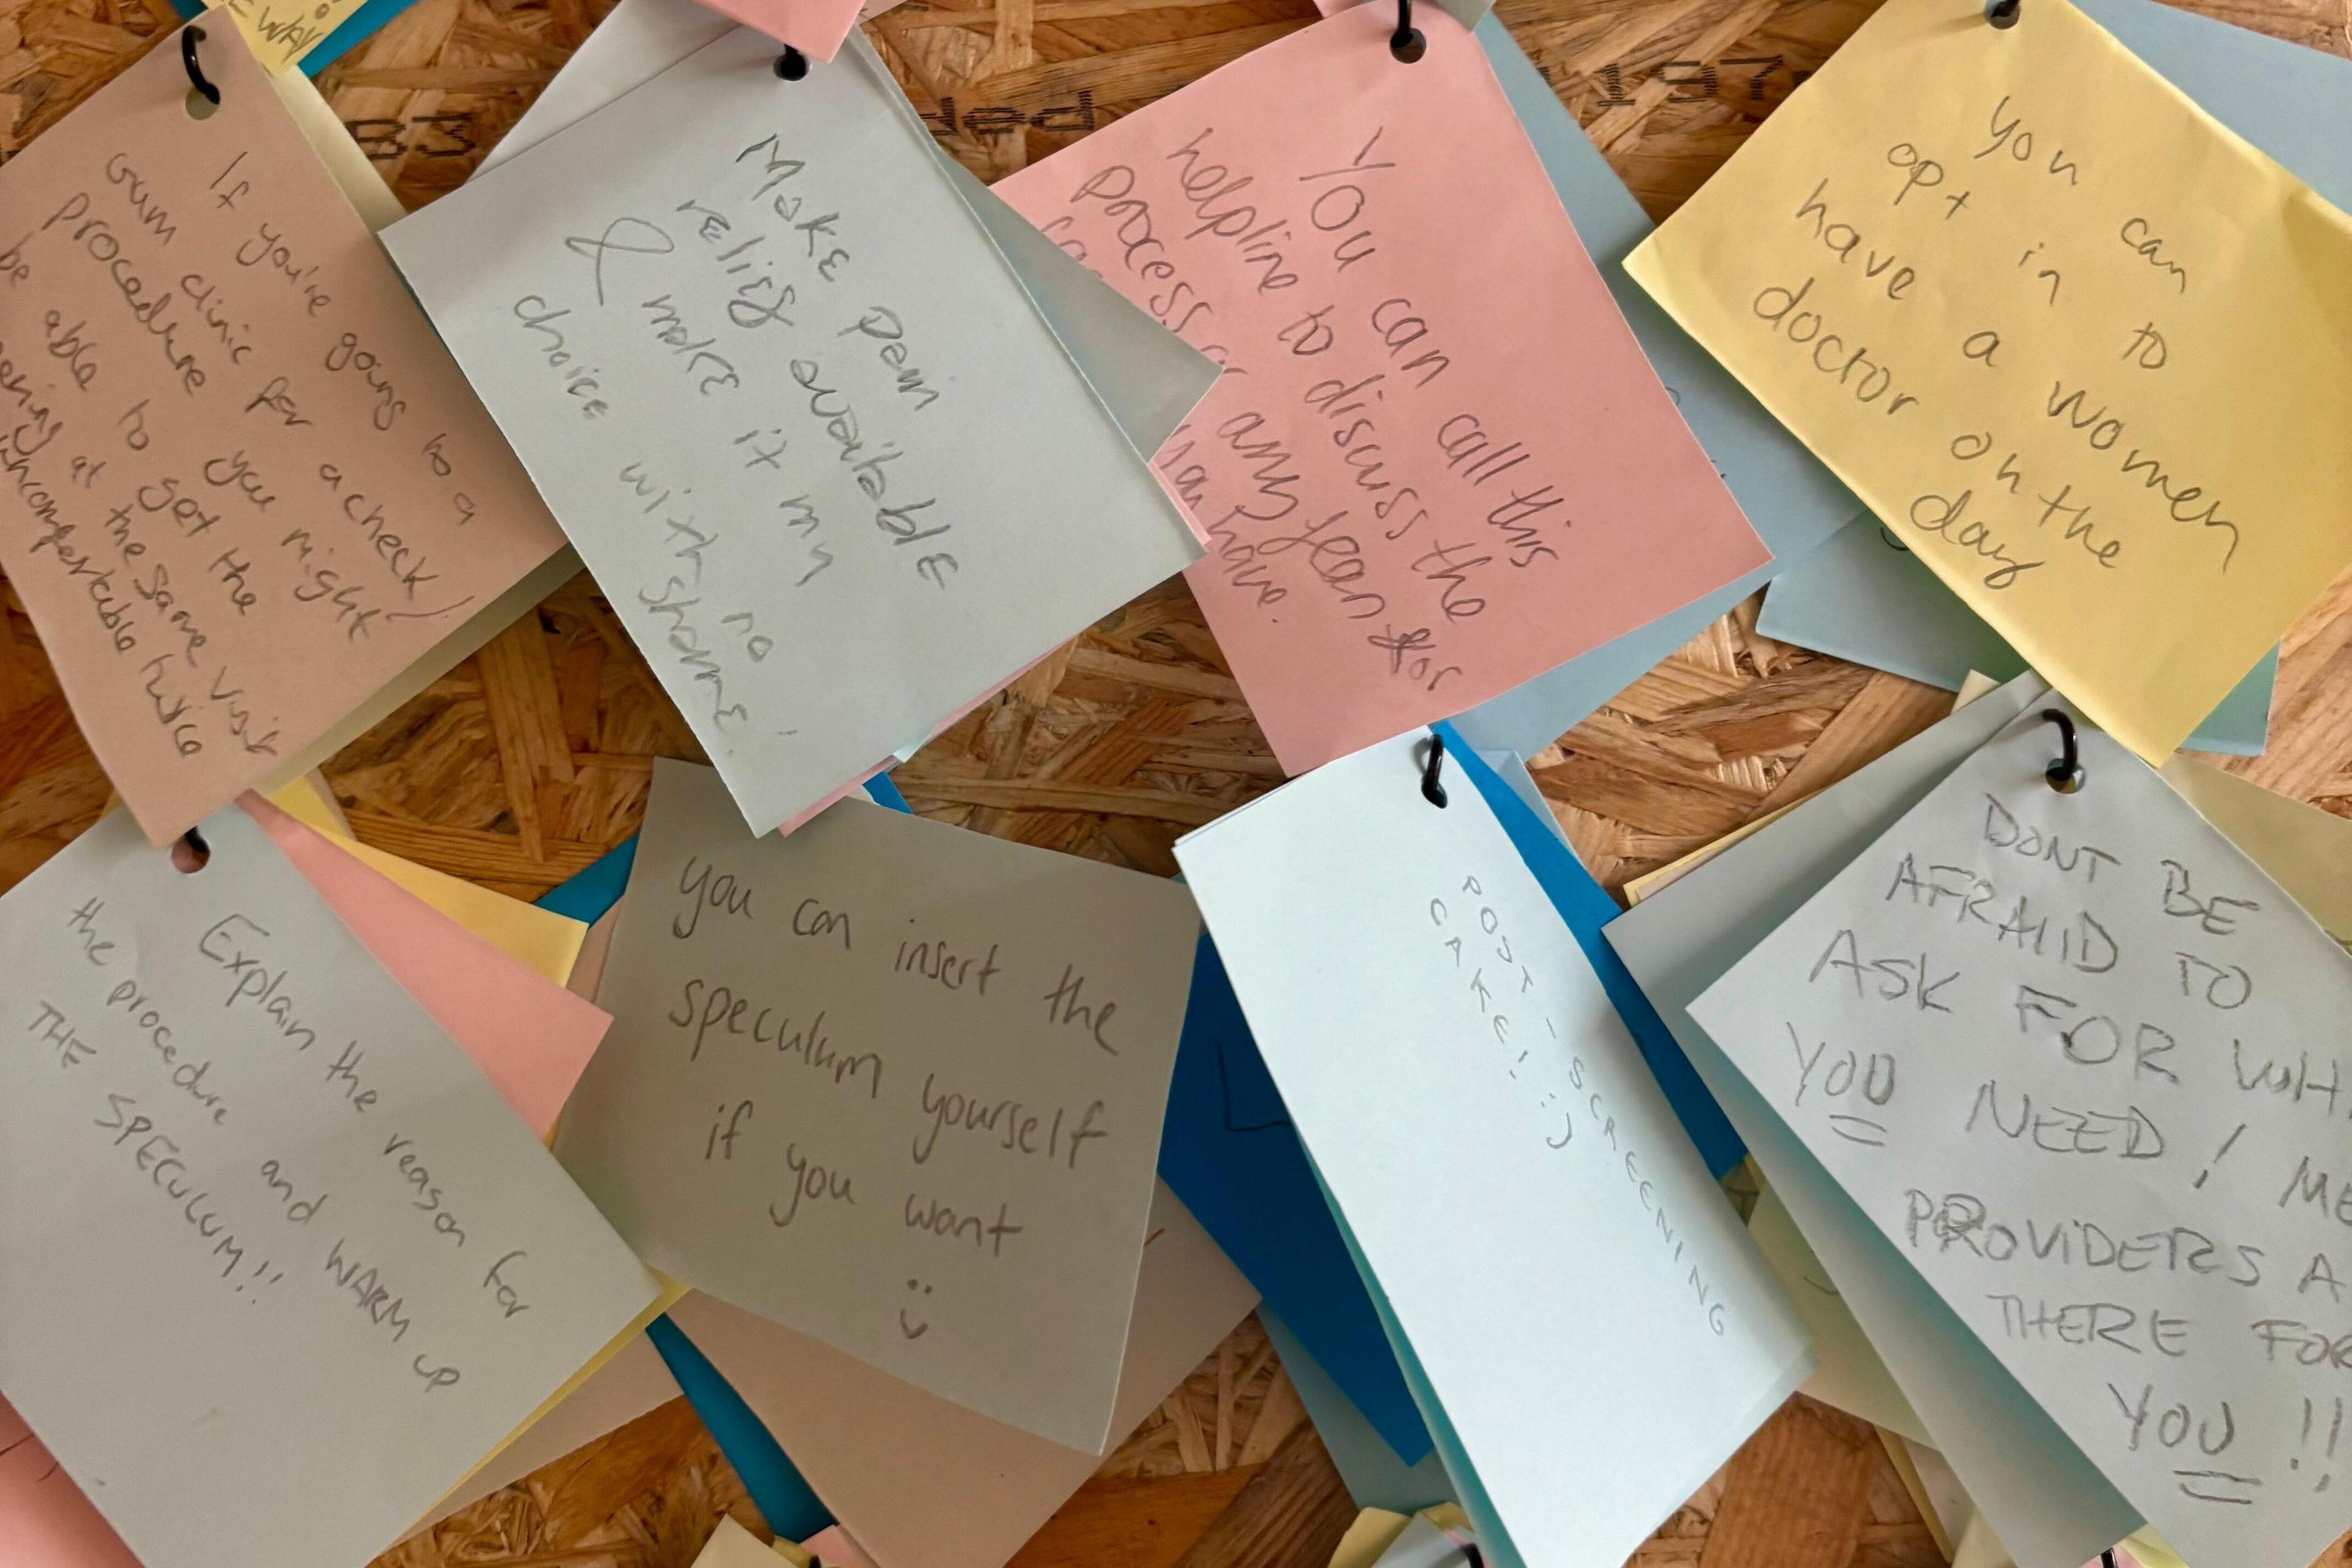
[5,0,2352,1558]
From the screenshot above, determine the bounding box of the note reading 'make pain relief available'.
[1689,699,2352,1568]
[0,804,660,1568]
[1176,732,1810,1568]
[382,30,1208,836]
[996,6,1770,777]
[555,761,1200,1453]
[1626,0,2352,764]
[0,24,567,845]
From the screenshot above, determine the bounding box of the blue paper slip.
[1449,14,1864,760]
[1260,1308,1453,1514]
[1758,520,2280,755]
[1434,725,1744,1175]
[1157,938,1436,1465]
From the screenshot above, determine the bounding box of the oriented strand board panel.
[2,0,2348,1562]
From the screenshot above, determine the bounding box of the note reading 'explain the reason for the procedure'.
[996,6,1771,777]
[1176,731,1810,1568]
[1625,0,2352,763]
[0,24,567,845]
[380,30,1207,835]
[1691,700,2352,1568]
[0,804,660,1568]
[555,760,1200,1453]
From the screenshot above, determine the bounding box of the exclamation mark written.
[2194,1123,2248,1190]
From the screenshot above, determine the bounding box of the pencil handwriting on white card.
[1692,703,2352,1568]
[0,805,658,1568]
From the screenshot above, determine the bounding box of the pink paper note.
[243,794,611,1136]
[684,0,884,62]
[0,26,566,845]
[996,6,1768,774]
[0,1398,138,1568]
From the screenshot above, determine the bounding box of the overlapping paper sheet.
[555,760,1198,1451]
[0,24,565,843]
[382,26,1209,834]
[1687,698,2352,1568]
[1175,731,1809,1568]
[1626,0,2352,763]
[1607,678,2144,1568]
[997,7,1770,775]
[0,804,658,1568]
[669,1182,1256,1568]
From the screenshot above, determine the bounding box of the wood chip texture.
[6,0,2351,1561]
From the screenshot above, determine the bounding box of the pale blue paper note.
[1260,1308,1455,1514]
[1448,15,1863,758]
[1758,521,2280,753]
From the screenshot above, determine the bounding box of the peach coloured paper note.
[0,1398,137,1568]
[243,794,610,1136]
[995,6,1768,775]
[0,24,565,845]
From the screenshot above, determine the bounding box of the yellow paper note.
[1626,0,2352,763]
[265,777,589,981]
[2161,758,2352,950]
[206,0,368,74]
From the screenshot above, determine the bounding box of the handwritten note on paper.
[0,805,660,1568]
[995,6,1770,778]
[554,761,1199,1452]
[381,32,1205,835]
[1626,0,2352,763]
[1175,733,1810,1568]
[0,26,564,845]
[1689,701,2352,1568]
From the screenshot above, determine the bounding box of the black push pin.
[1420,732,1449,808]
[1390,0,1425,62]
[183,24,222,105]
[775,46,810,79]
[1985,0,2021,28]
[2040,708,2083,793]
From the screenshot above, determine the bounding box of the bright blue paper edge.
[161,0,437,77]
[1158,935,1438,1464]
[1433,721,1745,1175]
[532,772,908,1535]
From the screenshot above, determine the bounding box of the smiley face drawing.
[899,1279,933,1340]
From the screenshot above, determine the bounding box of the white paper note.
[0,806,660,1568]
[1692,700,2352,1568]
[555,761,1199,1450]
[1174,733,1811,1568]
[381,31,1205,832]
[1605,676,2141,1568]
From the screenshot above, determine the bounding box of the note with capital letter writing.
[1626,0,2352,763]
[0,804,660,1568]
[1689,698,2352,1568]
[1176,731,1809,1568]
